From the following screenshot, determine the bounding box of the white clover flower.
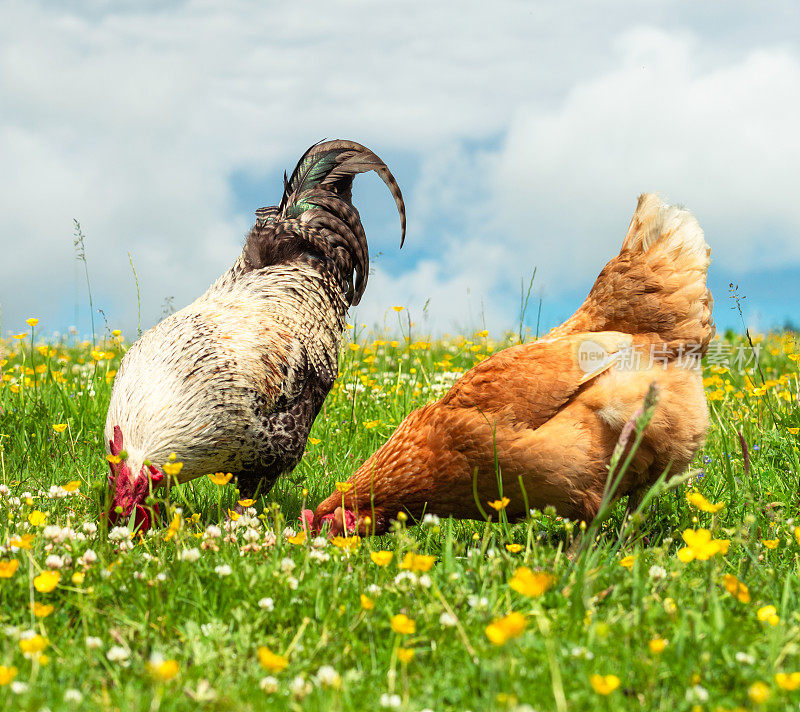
[280,557,296,574]
[418,574,432,589]
[64,689,83,703]
[10,681,28,694]
[0,484,9,497]
[263,531,277,547]
[309,549,330,563]
[180,548,201,563]
[439,612,457,627]
[205,525,222,539]
[8,496,20,507]
[421,513,440,529]
[156,573,167,582]
[79,549,97,566]
[380,693,402,708]
[648,565,667,580]
[43,525,62,541]
[45,554,65,570]
[21,492,33,500]
[106,646,131,666]
[367,584,381,595]
[315,665,342,689]
[85,636,103,649]
[108,526,131,542]
[243,528,260,543]
[735,652,755,665]
[48,485,68,499]
[258,597,275,611]
[570,646,594,660]
[259,676,279,693]
[286,576,299,590]
[133,571,146,580]
[283,527,297,539]
[394,571,417,587]
[215,564,232,577]
[686,685,709,703]
[289,676,312,700]
[467,595,489,610]
[82,521,98,535]
[311,536,328,549]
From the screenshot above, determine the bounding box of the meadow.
[0,315,799,711]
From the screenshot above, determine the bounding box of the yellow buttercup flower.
[208,472,232,485]
[392,306,404,312]
[107,454,121,465]
[0,560,20,578]
[11,332,27,340]
[686,491,724,513]
[258,647,288,672]
[163,461,183,477]
[52,424,68,434]
[62,480,81,492]
[164,513,182,541]
[307,437,321,445]
[485,612,527,646]
[397,648,415,663]
[26,318,39,326]
[677,528,730,562]
[32,602,54,618]
[509,567,555,597]
[9,534,34,550]
[648,638,668,654]
[762,538,779,550]
[620,555,635,569]
[72,572,86,585]
[148,658,180,682]
[335,481,353,494]
[237,499,256,508]
[590,674,620,695]
[722,574,750,603]
[28,511,47,526]
[757,605,780,626]
[19,634,49,655]
[363,419,380,429]
[370,551,393,566]
[33,570,60,593]
[399,552,435,572]
[0,665,18,685]
[748,681,770,704]
[505,543,523,553]
[360,594,374,611]
[390,614,416,635]
[787,427,799,435]
[487,497,510,512]
[287,531,307,545]
[331,536,361,553]
[776,672,800,691]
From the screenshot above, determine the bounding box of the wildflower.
[62,480,81,492]
[315,665,342,689]
[360,594,375,610]
[590,674,620,695]
[399,552,435,572]
[308,437,321,445]
[83,522,98,535]
[19,632,49,656]
[0,560,19,578]
[258,647,288,672]
[397,648,415,663]
[64,689,83,703]
[620,555,635,569]
[72,572,85,585]
[648,565,667,580]
[390,614,416,635]
[648,638,668,654]
[485,612,526,646]
[163,461,184,477]
[289,675,312,699]
[757,605,780,626]
[208,473,232,485]
[762,538,779,549]
[776,672,800,691]
[488,497,510,511]
[370,550,394,566]
[26,318,39,326]
[106,646,131,666]
[11,332,27,340]
[509,567,555,597]
[506,543,523,553]
[214,564,232,577]
[148,655,180,682]
[33,570,60,593]
[86,637,103,649]
[331,535,361,553]
[10,681,28,694]
[677,528,730,562]
[392,306,404,312]
[280,558,296,573]
[0,666,17,685]
[259,676,279,693]
[686,491,724,513]
[258,597,275,611]
[109,526,133,542]
[439,612,457,627]
[335,481,353,494]
[364,419,379,429]
[380,692,402,708]
[722,573,750,603]
[748,681,770,704]
[421,513,440,528]
[28,510,47,526]
[52,424,68,434]
[9,533,34,550]
[45,554,65,569]
[163,514,181,541]
[179,548,201,562]
[735,652,755,665]
[32,602,54,618]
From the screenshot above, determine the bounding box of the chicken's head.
[311,485,392,536]
[105,425,164,533]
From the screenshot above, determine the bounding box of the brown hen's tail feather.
[245,140,406,305]
[551,193,714,354]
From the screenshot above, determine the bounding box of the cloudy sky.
[2,0,799,339]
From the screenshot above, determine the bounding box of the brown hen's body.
[314,194,713,534]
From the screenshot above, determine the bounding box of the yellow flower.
[26,318,39,327]
[677,528,730,562]
[308,437,321,445]
[363,419,380,429]
[287,531,307,545]
[208,472,232,485]
[19,634,49,655]
[258,647,288,672]
[509,567,555,597]
[164,513,182,541]
[788,427,799,435]
[112,329,122,337]
[722,574,751,603]
[648,638,668,654]
[487,497,510,511]
[505,543,523,553]
[748,681,771,704]
[757,605,780,626]
[348,343,360,352]
[52,424,68,434]
[0,560,19,578]
[370,551,394,567]
[335,481,353,494]
[163,461,183,477]
[590,674,620,695]
[485,612,527,646]
[397,648,415,663]
[686,491,725,513]
[227,509,240,521]
[148,658,180,682]
[11,332,27,340]
[237,499,256,508]
[107,454,121,464]
[28,511,47,526]
[795,526,800,546]
[762,539,779,550]
[72,572,86,585]
[392,306,404,312]
[360,594,374,610]
[91,350,105,361]
[390,614,416,635]
[620,555,635,569]
[32,602,54,618]
[33,571,60,593]
[62,480,81,492]
[9,534,34,550]
[0,665,18,685]
[330,536,361,553]
[399,553,435,572]
[776,672,800,691]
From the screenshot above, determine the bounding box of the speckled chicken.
[104,140,405,531]
[314,194,713,534]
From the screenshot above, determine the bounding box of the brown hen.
[314,194,713,534]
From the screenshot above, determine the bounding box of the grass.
[0,317,799,711]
